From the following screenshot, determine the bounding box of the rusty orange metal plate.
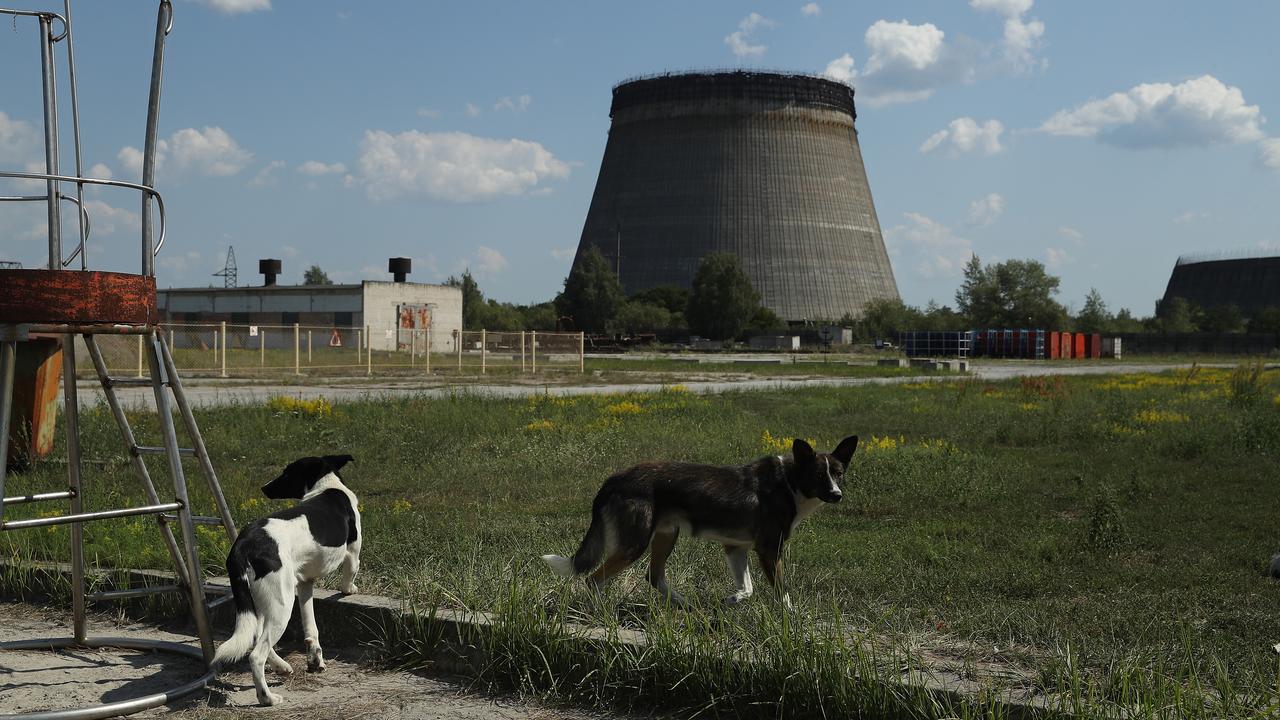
[0,270,156,324]
[5,338,62,469]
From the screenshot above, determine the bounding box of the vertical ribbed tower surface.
[572,70,899,322]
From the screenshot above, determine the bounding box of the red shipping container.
[1047,331,1060,359]
[1059,332,1071,358]
[1087,333,1102,359]
[1072,332,1085,359]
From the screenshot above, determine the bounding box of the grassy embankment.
[5,364,1280,717]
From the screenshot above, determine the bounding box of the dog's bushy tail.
[542,494,608,578]
[213,548,259,669]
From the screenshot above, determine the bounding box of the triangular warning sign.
[328,328,343,347]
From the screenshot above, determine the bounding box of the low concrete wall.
[1,561,1053,718]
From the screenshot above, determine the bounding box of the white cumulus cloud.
[966,193,1005,227]
[883,212,973,279]
[725,13,774,60]
[1059,226,1084,243]
[1040,75,1265,149]
[200,0,271,14]
[248,160,285,187]
[474,246,509,277]
[801,3,821,17]
[550,247,576,262]
[494,95,532,113]
[837,19,978,107]
[1260,138,1280,169]
[354,130,570,203]
[920,117,1005,155]
[465,103,481,118]
[1044,247,1072,270]
[970,0,1044,72]
[297,160,347,176]
[118,126,252,179]
[823,54,856,84]
[0,112,39,166]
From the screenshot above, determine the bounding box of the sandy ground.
[0,602,612,719]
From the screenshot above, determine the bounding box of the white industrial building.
[157,259,462,353]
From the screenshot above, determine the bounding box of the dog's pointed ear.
[792,438,815,464]
[831,435,858,466]
[323,454,354,474]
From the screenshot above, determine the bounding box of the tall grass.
[4,364,1280,716]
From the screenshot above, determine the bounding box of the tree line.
[854,255,1280,339]
[309,252,1280,340]
[447,247,780,340]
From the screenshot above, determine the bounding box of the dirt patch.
[0,601,614,719]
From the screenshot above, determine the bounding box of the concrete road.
[68,361,1239,410]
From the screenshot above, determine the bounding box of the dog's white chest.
[791,495,825,533]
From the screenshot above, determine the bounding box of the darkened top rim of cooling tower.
[1175,248,1280,267]
[611,71,855,120]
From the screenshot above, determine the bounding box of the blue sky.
[2,0,1278,317]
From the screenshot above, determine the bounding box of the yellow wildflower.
[605,401,645,416]
[525,419,555,432]
[266,395,332,417]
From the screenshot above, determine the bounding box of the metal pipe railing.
[38,13,62,271]
[63,0,88,270]
[0,172,167,257]
[141,1,173,277]
[1,2,172,277]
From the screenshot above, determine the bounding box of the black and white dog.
[213,454,361,706]
[542,436,857,608]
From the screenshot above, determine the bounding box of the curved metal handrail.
[0,8,69,41]
[0,192,93,266]
[0,171,166,261]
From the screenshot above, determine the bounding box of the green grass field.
[5,364,1280,717]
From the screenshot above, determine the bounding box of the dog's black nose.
[826,491,842,503]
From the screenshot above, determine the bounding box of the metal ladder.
[0,326,237,663]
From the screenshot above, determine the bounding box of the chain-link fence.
[72,324,585,378]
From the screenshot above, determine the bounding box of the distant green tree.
[517,302,558,331]
[303,265,333,285]
[1075,288,1112,333]
[630,285,691,315]
[920,301,964,331]
[1248,306,1280,335]
[477,300,525,331]
[445,271,486,329]
[855,298,924,340]
[956,255,1068,328]
[1110,308,1146,334]
[687,253,761,340]
[555,246,624,332]
[1200,304,1244,333]
[749,306,784,331]
[1153,296,1199,334]
[613,301,671,333]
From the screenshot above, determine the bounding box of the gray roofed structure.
[1162,249,1280,317]
[571,70,900,322]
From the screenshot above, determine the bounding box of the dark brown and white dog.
[213,454,360,706]
[542,436,857,608]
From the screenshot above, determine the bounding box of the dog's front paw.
[341,583,359,594]
[722,591,752,606]
[307,650,326,673]
[257,690,284,707]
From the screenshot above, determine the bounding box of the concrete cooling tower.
[1162,250,1280,317]
[571,70,899,322]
